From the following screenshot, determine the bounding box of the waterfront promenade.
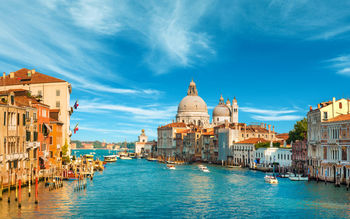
[1,151,349,218]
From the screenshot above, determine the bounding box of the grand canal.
[1,149,350,218]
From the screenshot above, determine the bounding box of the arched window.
[339,102,343,109]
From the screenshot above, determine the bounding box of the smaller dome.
[213,104,231,117]
[226,98,231,105]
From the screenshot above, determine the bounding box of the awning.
[44,123,52,132]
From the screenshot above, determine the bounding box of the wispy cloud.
[241,106,303,121]
[0,1,161,98]
[252,115,303,121]
[78,100,177,120]
[326,55,350,76]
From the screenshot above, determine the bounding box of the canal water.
[1,149,350,218]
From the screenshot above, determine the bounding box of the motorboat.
[119,156,132,160]
[289,175,308,181]
[167,164,176,170]
[264,175,278,184]
[198,165,210,172]
[104,155,117,162]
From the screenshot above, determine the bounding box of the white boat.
[198,165,210,172]
[289,176,308,181]
[120,156,132,160]
[167,164,176,170]
[264,175,278,184]
[104,155,117,162]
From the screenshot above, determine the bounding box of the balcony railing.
[26,141,40,149]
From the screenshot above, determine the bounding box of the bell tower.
[231,97,238,123]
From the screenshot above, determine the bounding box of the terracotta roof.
[0,68,65,86]
[235,138,269,144]
[325,114,350,123]
[176,129,191,134]
[276,133,289,140]
[202,131,214,136]
[159,122,187,128]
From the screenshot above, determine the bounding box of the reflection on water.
[1,150,350,218]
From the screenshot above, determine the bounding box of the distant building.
[256,147,292,168]
[135,129,156,156]
[232,138,268,167]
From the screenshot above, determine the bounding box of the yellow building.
[48,117,63,171]
[0,90,39,186]
[0,69,73,154]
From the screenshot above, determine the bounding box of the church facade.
[175,80,238,127]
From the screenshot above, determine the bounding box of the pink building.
[291,140,307,174]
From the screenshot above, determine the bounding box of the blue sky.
[1,0,350,142]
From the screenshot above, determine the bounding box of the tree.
[287,118,307,144]
[62,139,70,164]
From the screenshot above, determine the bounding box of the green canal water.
[1,149,350,218]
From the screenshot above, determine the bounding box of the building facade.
[318,114,350,184]
[307,98,350,179]
[0,69,73,153]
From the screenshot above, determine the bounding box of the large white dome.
[178,95,208,113]
[175,80,210,126]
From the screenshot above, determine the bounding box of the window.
[33,112,37,121]
[22,114,25,126]
[56,101,60,108]
[50,151,53,158]
[17,113,19,126]
[34,132,38,141]
[38,90,42,96]
[42,109,47,118]
[56,89,60,96]
[10,95,14,105]
[26,131,31,141]
[3,112,6,126]
[50,136,53,145]
[324,112,328,120]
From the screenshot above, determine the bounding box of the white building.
[256,147,292,168]
[135,129,156,156]
[232,138,267,167]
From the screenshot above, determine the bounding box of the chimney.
[273,126,275,132]
[317,104,320,109]
[2,72,5,78]
[268,125,271,132]
[9,72,14,78]
[32,69,36,74]
[309,106,312,111]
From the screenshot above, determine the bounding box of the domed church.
[212,95,238,125]
[176,80,210,127]
[176,80,239,127]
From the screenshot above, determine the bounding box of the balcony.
[5,153,28,161]
[26,141,40,149]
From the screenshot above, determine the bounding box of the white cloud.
[240,107,297,116]
[78,100,177,120]
[327,55,350,76]
[241,106,303,121]
[252,115,303,121]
